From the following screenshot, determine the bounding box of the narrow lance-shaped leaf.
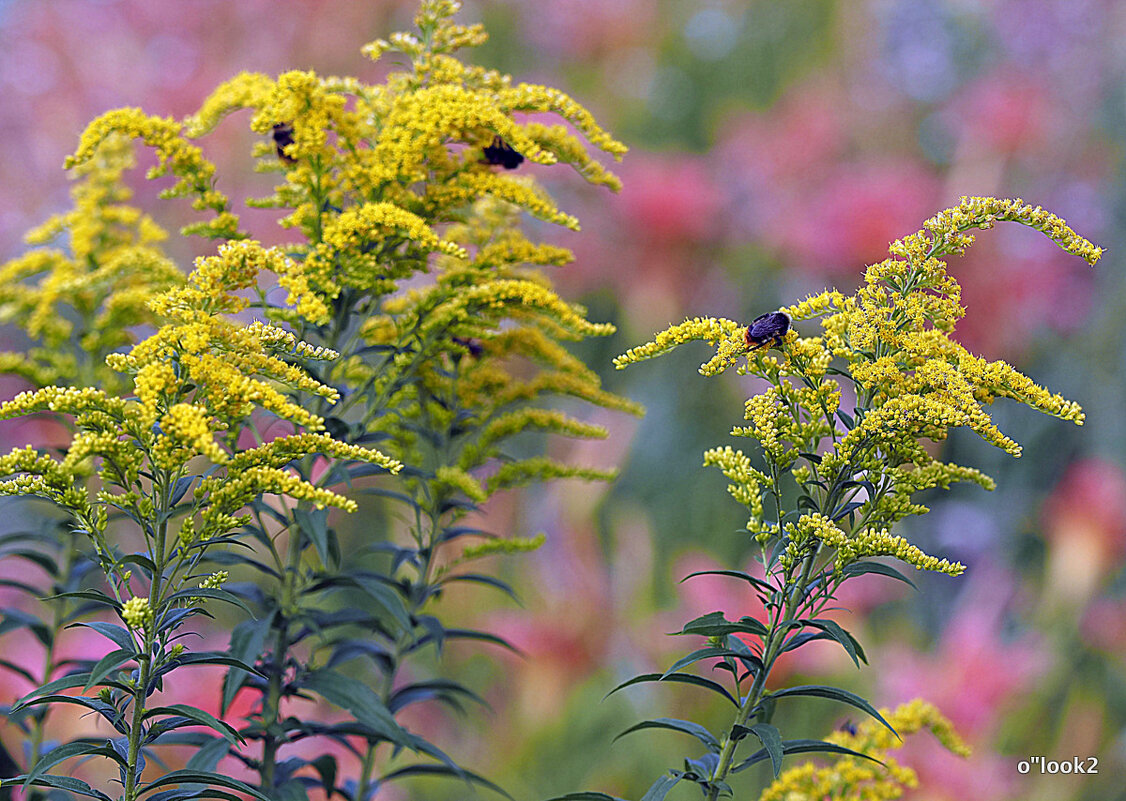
[765,685,898,738]
[614,718,720,752]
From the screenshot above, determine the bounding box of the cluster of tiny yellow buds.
[614,317,745,371]
[702,446,768,519]
[780,512,846,570]
[188,240,293,309]
[460,532,547,561]
[225,433,402,476]
[199,570,229,590]
[905,196,1104,266]
[208,465,359,514]
[833,698,971,758]
[762,699,968,801]
[121,596,153,629]
[156,403,228,468]
[436,465,487,503]
[486,456,617,495]
[429,279,613,340]
[64,108,240,238]
[249,321,339,361]
[169,643,185,658]
[734,388,794,462]
[178,518,197,548]
[0,385,123,419]
[134,361,178,407]
[782,290,845,321]
[846,527,964,575]
[954,350,1085,425]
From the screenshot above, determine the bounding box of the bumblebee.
[272,122,297,164]
[481,135,524,169]
[744,311,791,351]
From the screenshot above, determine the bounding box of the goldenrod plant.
[0,133,185,785]
[0,1,635,799]
[554,197,1102,800]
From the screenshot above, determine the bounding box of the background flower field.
[1,1,1124,800]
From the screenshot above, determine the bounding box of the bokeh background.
[2,1,1125,799]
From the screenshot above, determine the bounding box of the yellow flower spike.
[614,317,746,371]
[65,108,243,240]
[761,699,969,801]
[184,71,275,138]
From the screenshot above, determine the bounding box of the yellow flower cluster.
[121,596,153,629]
[65,108,242,240]
[459,532,547,561]
[198,570,229,590]
[619,198,1099,579]
[486,456,617,496]
[614,317,747,373]
[702,446,771,540]
[0,133,183,392]
[109,241,341,436]
[759,699,970,801]
[436,465,488,503]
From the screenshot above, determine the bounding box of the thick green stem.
[122,649,152,801]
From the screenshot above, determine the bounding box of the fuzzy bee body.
[481,135,524,169]
[745,311,791,351]
[272,122,297,164]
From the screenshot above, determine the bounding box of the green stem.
[706,548,820,800]
[260,517,305,790]
[122,646,153,801]
[124,470,172,801]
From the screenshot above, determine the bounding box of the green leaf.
[145,704,243,743]
[681,569,774,595]
[302,670,412,748]
[766,685,898,738]
[138,770,271,800]
[346,573,412,631]
[661,647,746,679]
[11,773,113,801]
[0,608,52,645]
[16,695,129,733]
[185,736,231,772]
[169,474,197,507]
[24,741,121,788]
[745,723,783,777]
[731,739,885,774]
[380,763,512,799]
[799,618,866,667]
[545,794,626,801]
[84,648,136,691]
[295,507,331,567]
[840,560,917,589]
[44,589,120,608]
[677,611,767,638]
[614,718,720,752]
[72,620,136,651]
[0,548,59,576]
[0,657,37,684]
[223,614,273,714]
[164,587,255,618]
[13,673,93,709]
[607,672,738,707]
[640,774,682,801]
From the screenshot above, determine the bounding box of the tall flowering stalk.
[0,237,399,800]
[16,1,637,798]
[0,133,185,783]
[559,198,1102,800]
